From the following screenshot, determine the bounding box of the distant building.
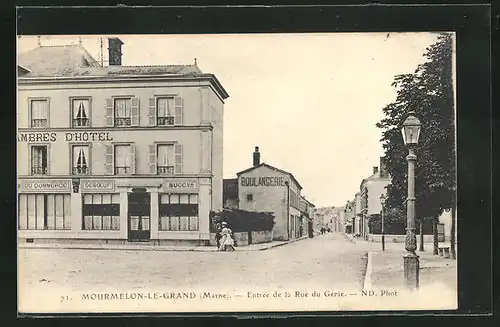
[223,146,306,241]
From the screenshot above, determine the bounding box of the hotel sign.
[241,176,286,187]
[80,180,115,192]
[163,179,198,191]
[18,179,71,193]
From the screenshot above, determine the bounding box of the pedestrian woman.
[219,222,235,252]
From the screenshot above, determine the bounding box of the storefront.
[18,177,211,245]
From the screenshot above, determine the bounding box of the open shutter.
[148,144,157,174]
[148,98,157,126]
[130,144,136,174]
[131,97,140,126]
[174,96,183,125]
[174,143,183,174]
[104,145,114,175]
[105,98,114,127]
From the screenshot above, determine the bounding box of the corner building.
[236,147,303,241]
[17,39,229,245]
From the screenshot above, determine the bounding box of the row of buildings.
[17,38,228,246]
[222,147,316,241]
[17,37,315,246]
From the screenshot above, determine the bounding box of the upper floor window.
[148,143,183,175]
[157,144,175,175]
[157,98,175,126]
[30,99,49,128]
[72,98,91,127]
[105,97,139,127]
[114,144,132,175]
[31,145,48,175]
[148,96,183,126]
[72,145,90,175]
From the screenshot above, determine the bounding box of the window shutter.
[148,98,157,126]
[104,145,114,175]
[148,144,157,174]
[131,97,140,126]
[174,143,183,174]
[174,97,183,125]
[105,98,114,127]
[130,144,136,174]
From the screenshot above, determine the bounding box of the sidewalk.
[18,235,310,252]
[366,245,457,294]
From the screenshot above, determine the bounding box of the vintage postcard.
[17,32,457,314]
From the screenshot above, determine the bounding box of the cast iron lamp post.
[401,111,422,290]
[380,193,386,251]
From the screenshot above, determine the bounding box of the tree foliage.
[376,33,455,225]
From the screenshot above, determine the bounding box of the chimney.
[253,146,260,167]
[108,37,124,66]
[373,166,379,175]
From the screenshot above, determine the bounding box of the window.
[159,193,198,231]
[82,194,120,230]
[157,98,175,126]
[148,143,182,175]
[148,96,183,126]
[31,145,48,175]
[246,194,253,202]
[30,99,49,127]
[114,145,131,175]
[72,98,90,127]
[18,194,71,230]
[114,98,132,126]
[157,144,174,175]
[72,145,90,175]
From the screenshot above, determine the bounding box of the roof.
[223,178,239,201]
[236,163,303,190]
[17,44,229,99]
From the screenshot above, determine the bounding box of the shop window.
[72,98,91,127]
[159,193,198,231]
[18,194,71,230]
[82,193,120,230]
[246,194,253,202]
[31,145,48,175]
[157,144,174,175]
[30,99,49,128]
[72,145,90,175]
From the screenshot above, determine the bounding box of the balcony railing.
[31,119,48,128]
[157,116,175,126]
[114,118,131,126]
[73,118,90,127]
[72,166,90,175]
[158,166,174,175]
[31,166,48,175]
[114,166,131,175]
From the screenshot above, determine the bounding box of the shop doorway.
[128,190,151,242]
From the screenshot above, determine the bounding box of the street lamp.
[401,111,422,290]
[380,193,386,251]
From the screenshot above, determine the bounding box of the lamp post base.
[403,252,420,290]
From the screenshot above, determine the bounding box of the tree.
[376,33,456,258]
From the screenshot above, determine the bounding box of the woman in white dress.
[219,222,235,251]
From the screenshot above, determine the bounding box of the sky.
[17,32,441,207]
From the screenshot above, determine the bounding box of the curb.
[363,251,373,291]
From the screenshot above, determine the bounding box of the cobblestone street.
[19,233,370,312]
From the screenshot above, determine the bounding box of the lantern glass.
[401,113,422,145]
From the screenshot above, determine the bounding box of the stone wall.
[209,230,273,246]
